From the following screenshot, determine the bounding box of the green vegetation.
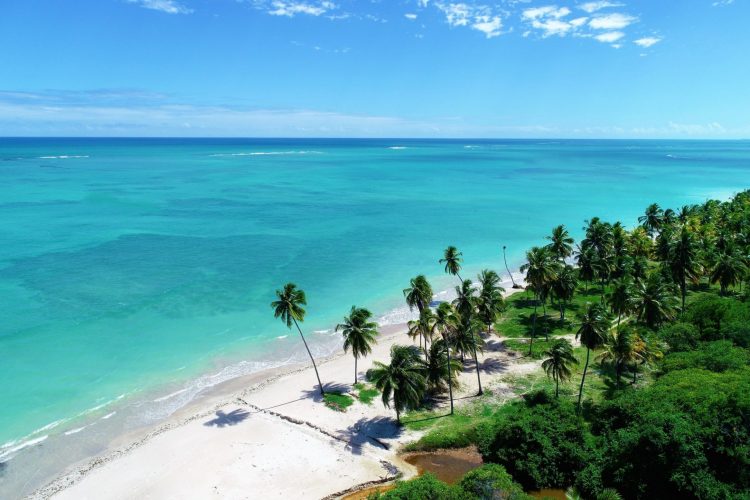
[353,383,379,405]
[337,305,379,384]
[323,391,354,412]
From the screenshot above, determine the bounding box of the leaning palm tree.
[629,273,678,329]
[477,270,505,335]
[434,302,459,414]
[336,306,379,384]
[710,250,748,295]
[271,283,325,395]
[575,303,610,409]
[424,338,461,392]
[440,246,464,283]
[542,339,578,397]
[370,345,427,424]
[546,224,574,262]
[403,275,433,314]
[669,226,702,311]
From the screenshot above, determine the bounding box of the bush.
[658,322,700,351]
[660,341,749,373]
[370,473,468,500]
[482,391,591,490]
[323,392,354,411]
[458,464,530,500]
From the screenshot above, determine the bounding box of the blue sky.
[1,0,748,138]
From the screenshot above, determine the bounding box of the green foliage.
[323,391,354,411]
[458,464,531,500]
[660,340,749,373]
[658,322,700,351]
[482,392,591,491]
[370,473,469,500]
[353,383,380,405]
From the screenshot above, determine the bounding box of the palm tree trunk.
[473,348,483,396]
[555,377,559,398]
[681,278,686,313]
[577,348,590,410]
[632,363,637,383]
[443,333,454,415]
[529,303,537,356]
[354,356,358,385]
[293,318,325,396]
[503,246,518,288]
[559,301,565,325]
[396,407,400,424]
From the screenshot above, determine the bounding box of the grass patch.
[504,338,559,359]
[323,391,354,412]
[353,383,379,405]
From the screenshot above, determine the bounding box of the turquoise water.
[1,138,749,494]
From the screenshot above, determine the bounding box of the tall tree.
[336,306,379,384]
[477,270,506,335]
[370,345,427,424]
[407,308,435,351]
[638,203,664,238]
[434,302,459,414]
[271,283,325,395]
[576,303,610,409]
[453,315,486,395]
[669,226,702,311]
[546,224,575,262]
[453,279,478,320]
[597,328,642,386]
[576,245,597,291]
[629,273,678,329]
[403,275,433,314]
[542,339,578,397]
[710,250,748,295]
[424,338,461,392]
[440,246,464,283]
[520,246,559,354]
[552,265,578,323]
[607,276,633,332]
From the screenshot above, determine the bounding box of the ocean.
[1,138,749,495]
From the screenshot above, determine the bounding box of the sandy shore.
[34,284,534,500]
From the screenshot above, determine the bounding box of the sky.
[1,0,748,138]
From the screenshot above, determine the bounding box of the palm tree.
[597,328,642,386]
[434,302,459,414]
[575,303,610,409]
[629,274,678,329]
[546,224,574,262]
[336,306,379,384]
[638,203,664,238]
[453,279,477,320]
[424,338,461,392]
[628,227,653,261]
[542,339,578,397]
[552,265,578,323]
[576,245,597,291]
[607,276,632,332]
[440,246,464,283]
[710,250,748,295]
[669,226,702,311]
[370,345,427,424]
[477,270,505,335]
[271,283,325,396]
[453,316,486,395]
[407,308,435,351]
[502,245,520,288]
[403,275,433,314]
[520,246,559,354]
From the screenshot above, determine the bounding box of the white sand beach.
[35,286,537,500]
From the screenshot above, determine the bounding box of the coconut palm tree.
[453,279,477,320]
[434,302,459,414]
[520,246,559,354]
[336,306,379,384]
[403,275,433,314]
[628,227,653,260]
[607,276,632,332]
[370,345,427,424]
[541,339,578,397]
[597,328,642,386]
[271,283,325,395]
[638,203,664,238]
[710,249,748,295]
[424,338,461,392]
[453,315,486,395]
[546,224,575,262]
[552,265,578,324]
[407,308,435,351]
[629,273,678,329]
[440,246,464,283]
[576,303,610,409]
[669,226,702,311]
[477,270,505,335]
[502,245,520,288]
[576,245,597,292]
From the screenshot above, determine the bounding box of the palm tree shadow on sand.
[338,416,403,455]
[203,409,251,428]
[301,382,351,403]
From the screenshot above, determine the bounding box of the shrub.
[482,392,591,490]
[323,392,354,411]
[370,473,468,500]
[660,341,749,373]
[458,464,530,500]
[658,322,700,351]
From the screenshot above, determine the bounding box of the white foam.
[38,155,89,159]
[276,335,288,340]
[101,412,116,420]
[387,146,408,150]
[64,427,87,436]
[152,388,188,403]
[210,151,322,157]
[0,435,48,461]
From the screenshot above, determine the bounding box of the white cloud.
[578,1,623,14]
[570,16,588,27]
[127,0,192,14]
[589,13,637,29]
[522,5,579,38]
[634,36,662,47]
[594,31,624,43]
[522,6,570,20]
[435,3,504,38]
[712,0,734,5]
[405,13,418,20]
[257,1,336,17]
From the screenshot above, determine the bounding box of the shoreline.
[30,277,528,499]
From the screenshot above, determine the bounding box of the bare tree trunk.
[473,348,483,396]
[293,318,325,396]
[577,348,591,411]
[443,333,454,415]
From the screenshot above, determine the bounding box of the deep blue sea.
[1,138,749,495]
